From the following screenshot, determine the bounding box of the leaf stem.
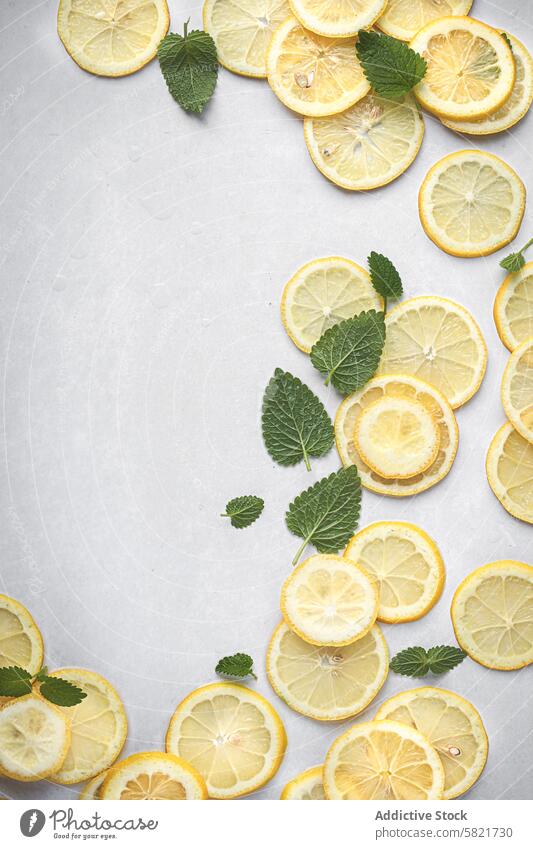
[292,538,309,566]
[383,295,387,315]
[183,18,190,38]
[518,237,533,254]
[303,449,311,472]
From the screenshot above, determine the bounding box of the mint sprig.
[216,653,256,680]
[500,237,533,273]
[158,21,218,114]
[310,310,385,394]
[262,369,333,471]
[368,252,403,312]
[390,645,467,677]
[0,666,87,706]
[356,30,427,98]
[222,495,264,529]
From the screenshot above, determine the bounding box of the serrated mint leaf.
[262,369,333,471]
[426,645,467,674]
[500,238,532,272]
[286,466,361,565]
[310,310,385,395]
[0,666,33,697]
[216,653,256,680]
[390,645,466,677]
[368,251,403,308]
[158,22,218,114]
[356,30,427,98]
[39,676,87,707]
[222,495,264,529]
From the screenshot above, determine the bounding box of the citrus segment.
[451,561,533,670]
[304,93,424,190]
[486,422,533,524]
[0,694,70,781]
[266,621,388,721]
[166,683,286,798]
[501,337,533,443]
[289,0,386,38]
[378,296,487,408]
[494,262,533,352]
[377,0,472,42]
[375,688,487,799]
[0,594,43,676]
[267,17,370,117]
[419,150,525,257]
[281,764,325,799]
[344,522,444,623]
[324,719,445,799]
[101,752,208,799]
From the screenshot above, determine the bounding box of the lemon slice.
[304,92,424,191]
[335,375,458,497]
[375,688,487,799]
[57,0,170,77]
[0,594,43,676]
[289,0,386,37]
[344,522,445,623]
[47,668,127,785]
[0,694,70,781]
[266,17,370,117]
[451,561,533,670]
[281,257,383,353]
[281,764,325,799]
[280,554,378,646]
[100,752,208,799]
[501,337,533,443]
[267,621,388,721]
[442,34,533,134]
[79,770,108,800]
[494,262,533,352]
[486,422,533,524]
[203,0,290,78]
[166,683,286,798]
[324,719,445,799]
[419,150,526,258]
[378,296,487,408]
[377,0,472,42]
[354,396,440,479]
[410,18,515,120]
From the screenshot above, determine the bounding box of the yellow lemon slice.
[57,0,170,77]
[501,337,533,443]
[280,554,378,646]
[289,0,386,37]
[344,521,445,623]
[203,0,291,78]
[335,375,458,497]
[494,261,533,352]
[354,396,440,479]
[281,256,383,353]
[324,719,445,799]
[442,34,533,134]
[0,594,43,676]
[281,764,325,799]
[267,620,388,721]
[377,0,472,42]
[79,770,109,800]
[378,296,487,408]
[100,752,208,799]
[419,150,525,258]
[166,683,286,798]
[0,694,70,781]
[451,561,533,670]
[47,668,127,785]
[304,92,424,190]
[410,18,515,120]
[375,688,487,799]
[486,422,533,524]
[266,17,370,117]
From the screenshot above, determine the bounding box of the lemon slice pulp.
[304,93,424,191]
[0,694,70,781]
[101,752,208,799]
[289,0,386,38]
[375,688,487,799]
[486,422,533,524]
[281,764,325,799]
[451,561,533,670]
[494,262,533,352]
[0,594,43,676]
[501,337,533,443]
[377,0,473,42]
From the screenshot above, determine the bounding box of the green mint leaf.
[356,30,427,98]
[501,32,513,54]
[286,466,361,565]
[500,238,533,272]
[0,666,33,697]
[310,310,385,395]
[39,676,87,707]
[262,369,334,471]
[368,251,403,308]
[158,22,218,114]
[216,653,256,680]
[222,495,264,529]
[426,645,467,674]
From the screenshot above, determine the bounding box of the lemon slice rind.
[281,764,325,799]
[376,0,473,42]
[494,262,533,352]
[501,337,533,443]
[289,0,386,38]
[486,422,533,524]
[79,771,109,800]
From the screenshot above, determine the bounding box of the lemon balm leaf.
[222,495,264,529]
[356,30,426,98]
[0,666,33,697]
[262,369,334,471]
[426,645,467,674]
[390,645,466,677]
[368,251,403,310]
[310,310,385,394]
[158,22,218,114]
[500,237,533,272]
[39,676,87,707]
[286,466,361,565]
[216,653,257,680]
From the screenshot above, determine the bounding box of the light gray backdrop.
[0,0,531,800]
